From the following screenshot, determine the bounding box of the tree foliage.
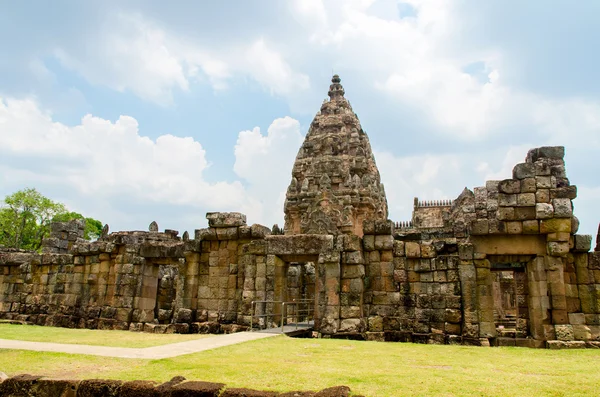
[0,188,102,250]
[53,211,103,240]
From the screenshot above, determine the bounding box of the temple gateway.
[1,75,599,348]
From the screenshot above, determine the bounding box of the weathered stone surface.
[498,179,521,194]
[552,198,572,218]
[206,212,247,228]
[266,234,333,256]
[555,325,574,341]
[283,75,387,236]
[573,235,592,253]
[512,163,536,180]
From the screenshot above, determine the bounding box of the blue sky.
[0,0,598,239]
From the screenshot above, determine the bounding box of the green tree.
[52,211,103,240]
[0,188,66,250]
[0,188,103,250]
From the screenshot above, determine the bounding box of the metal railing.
[250,299,314,333]
[282,299,314,332]
[250,300,283,331]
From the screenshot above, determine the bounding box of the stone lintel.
[266,234,334,257]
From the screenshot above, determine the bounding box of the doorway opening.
[491,265,529,338]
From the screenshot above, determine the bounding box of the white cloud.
[54,14,189,106]
[234,116,305,226]
[375,150,465,221]
[245,40,310,96]
[0,96,263,231]
[51,13,309,105]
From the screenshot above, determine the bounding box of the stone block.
[513,163,536,179]
[393,240,405,257]
[488,220,506,234]
[540,218,571,234]
[469,220,489,235]
[536,146,565,159]
[266,234,333,256]
[572,324,591,340]
[568,313,586,325]
[555,324,574,341]
[550,186,577,199]
[458,244,474,260]
[552,198,573,218]
[535,203,554,219]
[216,227,239,240]
[506,221,523,235]
[535,176,553,189]
[344,251,364,265]
[405,242,421,258]
[547,241,569,257]
[521,177,537,193]
[343,235,362,252]
[514,207,536,220]
[363,235,374,251]
[420,243,436,258]
[573,235,592,252]
[498,194,517,207]
[206,212,246,227]
[497,207,515,221]
[250,224,271,239]
[195,228,217,241]
[342,263,365,279]
[373,220,395,235]
[522,220,539,234]
[536,189,550,203]
[499,179,521,194]
[547,232,570,242]
[517,193,536,207]
[374,235,394,251]
[368,316,383,332]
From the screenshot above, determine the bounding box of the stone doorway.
[154,264,179,324]
[271,254,320,329]
[286,262,316,324]
[489,259,530,338]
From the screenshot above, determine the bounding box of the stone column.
[458,243,479,340]
[183,252,200,310]
[317,250,341,335]
[269,254,287,325]
[474,257,495,338]
[527,256,550,340]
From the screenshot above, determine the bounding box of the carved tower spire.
[283,75,388,236]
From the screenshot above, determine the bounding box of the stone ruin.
[1,75,599,348]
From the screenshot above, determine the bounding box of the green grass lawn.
[0,324,210,348]
[1,329,600,396]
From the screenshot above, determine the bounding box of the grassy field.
[0,324,210,348]
[1,328,599,397]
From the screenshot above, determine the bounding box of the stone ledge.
[0,374,354,397]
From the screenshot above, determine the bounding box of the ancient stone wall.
[4,75,599,348]
[0,214,273,334]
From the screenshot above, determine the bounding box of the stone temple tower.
[284,75,388,236]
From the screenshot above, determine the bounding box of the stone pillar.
[183,252,200,310]
[546,256,568,325]
[458,244,479,340]
[596,223,600,252]
[474,257,495,338]
[317,250,341,335]
[269,254,287,325]
[527,256,551,340]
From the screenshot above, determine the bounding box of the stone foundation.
[0,374,356,397]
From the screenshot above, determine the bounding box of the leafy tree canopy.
[0,188,103,250]
[53,211,103,240]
